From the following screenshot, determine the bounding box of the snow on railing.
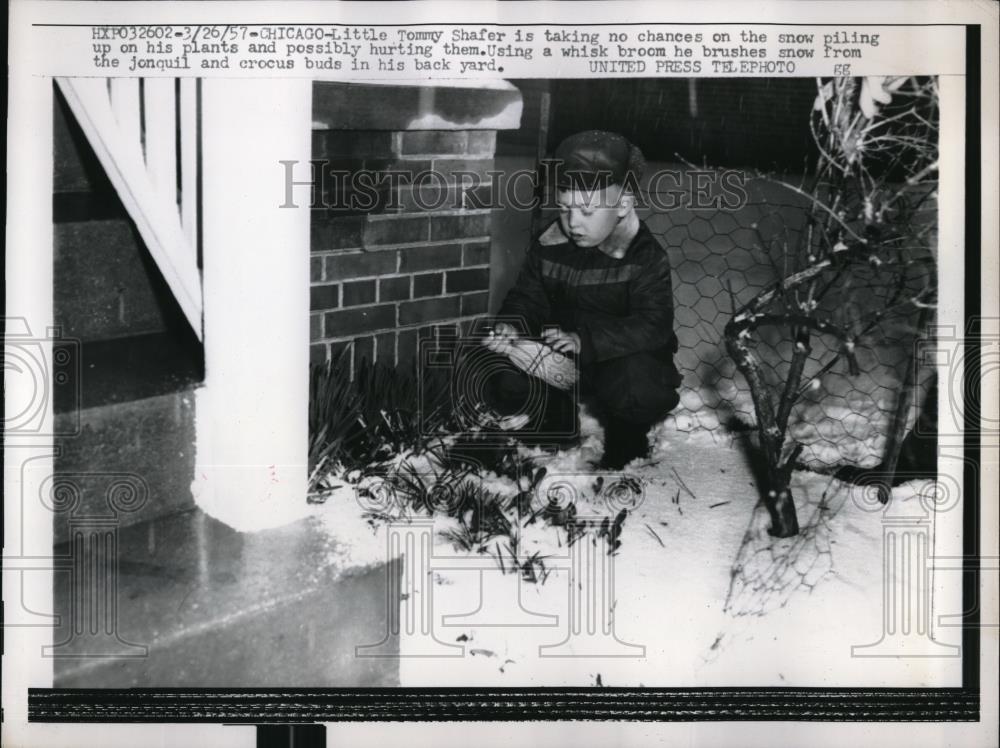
[55,77,203,340]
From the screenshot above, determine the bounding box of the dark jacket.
[498,219,679,365]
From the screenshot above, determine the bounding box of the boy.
[480,130,682,469]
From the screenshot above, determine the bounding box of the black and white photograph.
[4,2,997,747]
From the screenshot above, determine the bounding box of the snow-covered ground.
[281,404,962,688]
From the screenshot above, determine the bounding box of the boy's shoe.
[516,395,581,453]
[598,417,652,470]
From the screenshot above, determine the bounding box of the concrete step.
[54,331,203,414]
[52,508,401,687]
[54,386,198,545]
[54,218,187,344]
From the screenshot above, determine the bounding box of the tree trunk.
[725,332,802,538]
[764,471,800,538]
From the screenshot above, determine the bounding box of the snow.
[389,410,962,687]
[193,380,958,688]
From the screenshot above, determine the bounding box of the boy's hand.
[483,322,519,353]
[542,328,581,355]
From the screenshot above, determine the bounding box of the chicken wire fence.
[640,172,936,473]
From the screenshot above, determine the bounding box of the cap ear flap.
[620,170,643,200]
[626,144,646,182]
[616,188,636,217]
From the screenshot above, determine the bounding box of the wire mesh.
[641,171,936,472]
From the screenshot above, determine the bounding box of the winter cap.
[551,130,645,191]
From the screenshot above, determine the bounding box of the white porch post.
[193,79,311,529]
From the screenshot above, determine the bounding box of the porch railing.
[55,77,203,340]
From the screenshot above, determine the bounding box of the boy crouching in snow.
[475,130,682,469]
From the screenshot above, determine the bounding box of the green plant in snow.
[308,353,455,492]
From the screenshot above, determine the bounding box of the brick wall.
[310,124,501,373]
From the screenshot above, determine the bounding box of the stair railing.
[55,77,203,341]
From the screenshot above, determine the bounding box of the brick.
[310,131,326,159]
[418,325,436,343]
[313,130,395,159]
[430,212,490,241]
[342,279,376,307]
[317,159,395,215]
[396,183,461,213]
[398,244,462,273]
[364,214,429,247]
[413,272,443,298]
[329,340,353,367]
[310,314,323,341]
[461,291,490,317]
[432,158,494,184]
[375,332,396,366]
[353,336,375,368]
[466,131,497,155]
[325,250,397,280]
[313,158,364,212]
[446,268,489,294]
[318,157,366,180]
[361,157,393,173]
[311,213,365,251]
[462,241,490,266]
[431,328,459,357]
[396,329,418,368]
[462,182,496,210]
[310,284,340,312]
[325,185,391,216]
[435,322,460,342]
[311,256,324,282]
[416,325,438,359]
[324,304,396,337]
[398,296,461,326]
[400,131,468,155]
[378,275,411,302]
[310,343,327,365]
[385,157,434,177]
